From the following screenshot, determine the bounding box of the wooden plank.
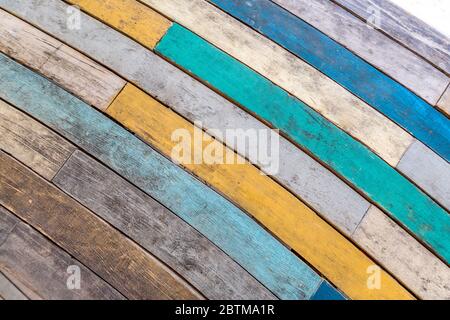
[437,85,450,117]
[0,206,125,300]
[272,0,450,101]
[106,83,412,300]
[65,0,171,50]
[208,0,450,162]
[311,281,346,301]
[0,1,370,237]
[0,9,126,110]
[0,53,323,300]
[53,150,275,300]
[0,272,28,300]
[397,141,450,210]
[156,24,450,263]
[0,152,201,300]
[138,0,412,166]
[0,99,76,180]
[354,206,450,300]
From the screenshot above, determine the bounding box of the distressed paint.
[437,86,450,117]
[0,9,126,110]
[209,0,450,162]
[271,0,449,103]
[65,0,171,49]
[0,52,323,300]
[0,0,370,237]
[397,141,450,210]
[0,206,124,300]
[156,24,450,263]
[0,99,76,180]
[53,150,276,300]
[354,206,450,300]
[141,0,413,167]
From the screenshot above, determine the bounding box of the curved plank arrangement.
[0,0,448,301]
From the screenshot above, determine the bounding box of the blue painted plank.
[0,52,322,300]
[155,24,450,263]
[209,0,450,162]
[311,281,346,300]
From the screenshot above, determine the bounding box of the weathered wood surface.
[106,83,412,300]
[0,2,370,238]
[0,272,28,300]
[156,24,450,263]
[209,0,450,162]
[397,141,450,210]
[53,150,275,300]
[0,152,201,300]
[66,0,171,50]
[0,53,324,300]
[141,0,412,167]
[272,0,450,102]
[0,9,126,110]
[311,282,345,301]
[0,206,124,300]
[437,85,450,117]
[0,99,76,180]
[354,206,450,300]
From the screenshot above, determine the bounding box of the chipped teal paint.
[311,282,346,300]
[156,24,450,263]
[209,0,450,162]
[0,52,322,300]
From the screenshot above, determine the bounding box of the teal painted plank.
[0,52,322,300]
[155,24,450,263]
[311,281,346,300]
[209,0,450,162]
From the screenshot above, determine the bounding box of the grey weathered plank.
[437,85,450,117]
[0,0,369,236]
[397,141,450,210]
[331,0,450,76]
[0,9,126,110]
[0,206,125,300]
[272,0,449,105]
[53,150,276,300]
[354,206,450,300]
[0,272,28,300]
[0,99,76,180]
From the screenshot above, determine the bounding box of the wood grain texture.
[209,0,450,162]
[0,53,323,300]
[354,206,450,300]
[156,24,450,263]
[0,152,201,300]
[142,0,413,167]
[0,9,126,110]
[0,272,28,300]
[53,150,275,300]
[0,206,124,300]
[437,85,450,117]
[106,83,412,300]
[0,0,370,237]
[271,0,449,103]
[331,0,450,76]
[0,99,76,180]
[397,141,450,210]
[66,0,171,49]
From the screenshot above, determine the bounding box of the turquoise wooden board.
[0,52,323,300]
[209,0,450,162]
[311,281,346,300]
[155,24,450,263]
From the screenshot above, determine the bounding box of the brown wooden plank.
[0,151,202,300]
[53,150,275,300]
[0,99,76,180]
[0,206,124,300]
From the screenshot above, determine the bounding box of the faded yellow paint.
[106,84,414,300]
[66,0,171,49]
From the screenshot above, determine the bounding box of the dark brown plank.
[53,150,275,299]
[0,206,124,300]
[0,151,202,300]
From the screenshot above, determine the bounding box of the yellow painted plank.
[106,83,414,300]
[66,0,171,49]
